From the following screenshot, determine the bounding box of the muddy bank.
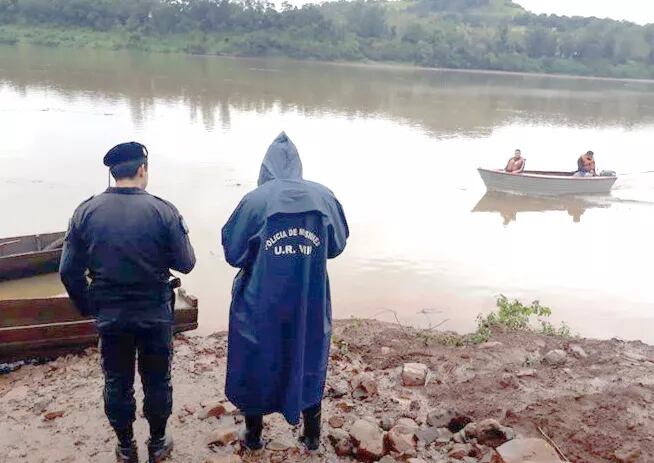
[1,320,652,463]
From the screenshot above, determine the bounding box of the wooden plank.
[0,292,199,362]
[0,293,195,328]
[0,295,196,328]
[0,307,197,343]
[0,249,63,281]
[0,232,65,256]
[0,297,85,328]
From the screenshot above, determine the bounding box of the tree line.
[1,0,654,79]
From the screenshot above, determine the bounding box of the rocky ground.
[1,319,653,463]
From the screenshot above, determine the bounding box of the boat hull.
[0,289,199,362]
[0,232,66,281]
[478,168,617,196]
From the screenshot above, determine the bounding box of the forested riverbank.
[2,0,654,79]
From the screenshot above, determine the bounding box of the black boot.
[243,415,264,450]
[300,404,321,451]
[147,435,173,463]
[115,441,138,463]
[147,419,173,463]
[115,426,138,463]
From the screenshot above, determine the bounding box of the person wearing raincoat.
[221,132,349,451]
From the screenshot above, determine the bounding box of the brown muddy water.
[1,45,654,341]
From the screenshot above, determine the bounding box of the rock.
[379,457,396,463]
[401,363,428,386]
[204,455,242,463]
[381,347,391,355]
[31,398,53,414]
[409,400,421,411]
[614,446,643,463]
[407,459,428,463]
[478,341,503,349]
[362,415,378,426]
[350,419,385,461]
[327,381,350,398]
[426,408,458,428]
[448,443,472,460]
[516,368,537,378]
[328,428,353,457]
[206,427,239,447]
[380,415,395,431]
[386,420,418,455]
[192,357,215,373]
[402,410,419,421]
[43,410,65,421]
[496,438,562,463]
[386,428,416,456]
[267,437,294,451]
[335,401,355,412]
[394,418,419,433]
[329,415,346,428]
[199,401,237,420]
[449,415,474,433]
[478,446,503,463]
[400,390,414,400]
[499,374,518,389]
[351,373,378,399]
[542,350,567,366]
[183,404,197,415]
[568,344,588,359]
[416,427,451,445]
[463,419,515,448]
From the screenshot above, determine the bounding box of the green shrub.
[470,295,572,344]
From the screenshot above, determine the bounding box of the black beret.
[103,142,148,167]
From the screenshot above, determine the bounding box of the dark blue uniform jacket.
[60,188,196,328]
[222,132,349,424]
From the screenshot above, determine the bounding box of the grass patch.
[470,295,572,344]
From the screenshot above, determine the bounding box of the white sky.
[515,0,654,25]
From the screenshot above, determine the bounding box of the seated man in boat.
[575,151,596,176]
[60,142,196,463]
[505,149,525,174]
[222,132,349,451]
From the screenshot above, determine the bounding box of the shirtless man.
[576,151,596,176]
[505,149,525,174]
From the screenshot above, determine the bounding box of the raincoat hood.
[257,132,303,186]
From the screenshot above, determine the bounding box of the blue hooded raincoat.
[222,132,349,424]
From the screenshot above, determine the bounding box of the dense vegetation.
[1,0,654,79]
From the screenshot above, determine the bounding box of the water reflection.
[3,45,654,135]
[472,192,611,225]
[3,45,654,342]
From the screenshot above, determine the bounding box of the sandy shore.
[1,320,652,463]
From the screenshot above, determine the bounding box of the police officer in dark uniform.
[59,142,196,463]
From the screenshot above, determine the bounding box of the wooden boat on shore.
[478,168,617,196]
[0,289,198,362]
[0,232,66,282]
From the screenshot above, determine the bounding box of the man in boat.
[575,150,596,176]
[59,142,196,463]
[222,132,349,451]
[505,149,525,174]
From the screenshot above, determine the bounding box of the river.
[1,45,654,342]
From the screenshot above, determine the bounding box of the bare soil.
[0,319,652,463]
